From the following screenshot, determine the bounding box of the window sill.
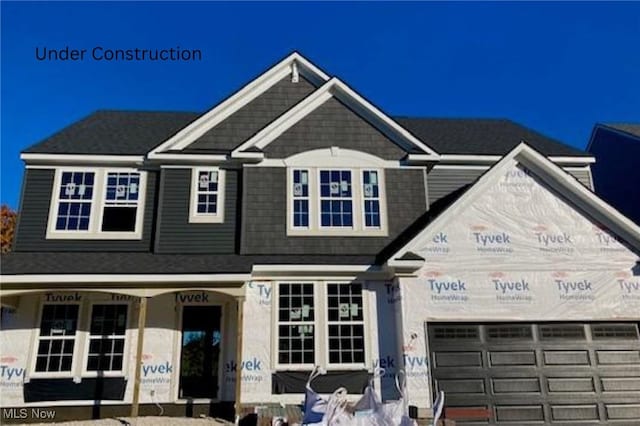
[188,214,225,224]
[45,231,143,240]
[287,228,388,237]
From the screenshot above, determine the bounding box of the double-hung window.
[189,167,225,223]
[288,167,386,236]
[319,170,353,228]
[35,304,80,373]
[47,168,146,239]
[292,170,310,228]
[86,304,128,372]
[33,300,129,377]
[362,171,381,229]
[276,282,367,369]
[54,171,95,231]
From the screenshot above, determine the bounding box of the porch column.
[131,296,149,417]
[234,295,245,420]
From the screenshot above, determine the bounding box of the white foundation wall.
[397,160,640,410]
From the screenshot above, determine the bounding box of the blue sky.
[2,1,639,207]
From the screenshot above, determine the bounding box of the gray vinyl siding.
[565,168,593,190]
[263,97,407,160]
[14,168,156,252]
[187,76,317,152]
[154,168,238,254]
[427,166,593,206]
[427,167,486,205]
[241,167,426,255]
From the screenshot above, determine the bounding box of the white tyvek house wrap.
[398,160,640,408]
[238,282,273,403]
[413,160,639,321]
[0,295,37,407]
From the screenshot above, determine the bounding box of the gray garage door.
[427,322,640,425]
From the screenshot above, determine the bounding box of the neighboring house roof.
[600,123,640,139]
[0,252,376,275]
[22,110,589,158]
[395,117,589,157]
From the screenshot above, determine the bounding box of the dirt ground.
[13,416,234,426]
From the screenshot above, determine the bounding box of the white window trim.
[30,298,133,380]
[286,167,388,237]
[273,281,370,372]
[290,169,310,230]
[80,301,132,378]
[360,169,386,231]
[324,282,368,370]
[29,301,82,379]
[46,167,147,240]
[188,167,226,223]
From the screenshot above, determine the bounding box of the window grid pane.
[278,283,315,365]
[362,171,381,228]
[36,304,79,372]
[320,170,353,227]
[55,172,94,231]
[105,172,140,205]
[86,304,127,372]
[327,283,365,365]
[292,170,309,227]
[195,170,219,214]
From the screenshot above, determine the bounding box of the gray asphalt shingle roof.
[603,123,640,139]
[0,252,377,275]
[396,117,589,157]
[22,110,589,157]
[23,110,200,155]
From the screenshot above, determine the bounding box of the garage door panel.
[437,378,486,394]
[601,377,640,392]
[550,404,599,421]
[546,377,595,393]
[489,351,536,366]
[428,322,640,425]
[492,377,541,393]
[596,350,640,365]
[605,404,640,420]
[495,405,544,422]
[434,351,483,367]
[543,350,590,365]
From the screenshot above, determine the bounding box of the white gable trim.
[147,52,330,158]
[231,78,440,159]
[389,142,640,266]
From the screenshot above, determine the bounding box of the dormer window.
[189,167,225,223]
[47,168,146,240]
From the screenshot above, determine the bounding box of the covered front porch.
[0,278,248,423]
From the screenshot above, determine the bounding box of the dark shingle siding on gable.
[397,118,589,157]
[23,111,199,155]
[263,98,408,160]
[186,76,318,152]
[241,167,426,255]
[14,168,156,252]
[154,168,238,254]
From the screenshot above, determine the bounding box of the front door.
[179,305,222,399]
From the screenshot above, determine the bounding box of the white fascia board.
[148,52,330,157]
[233,78,440,159]
[389,142,640,262]
[0,274,251,284]
[147,153,228,163]
[21,154,145,165]
[438,153,595,165]
[252,264,376,273]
